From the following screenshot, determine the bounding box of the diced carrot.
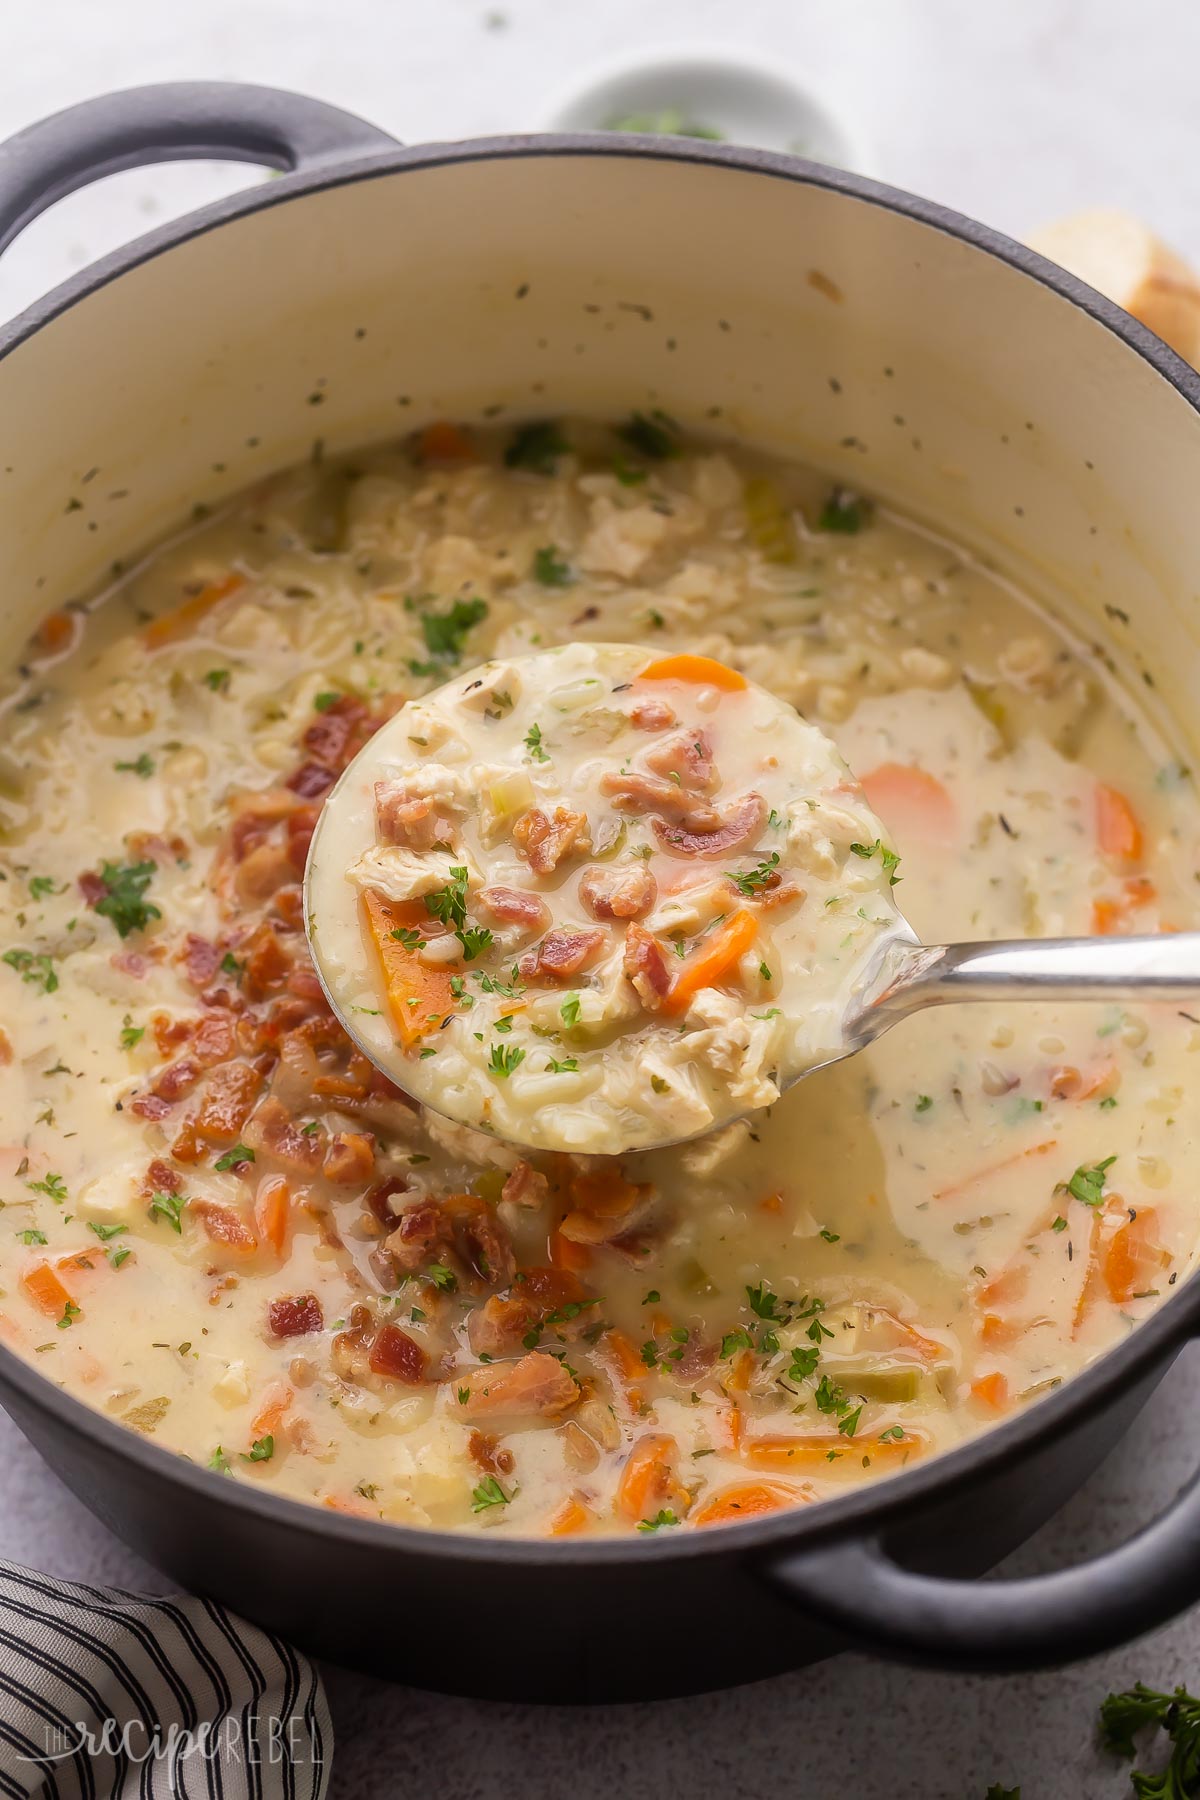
[980,1311,1023,1349]
[143,571,244,648]
[759,1191,783,1215]
[35,608,77,656]
[255,1175,291,1258]
[1104,1207,1170,1304]
[547,1493,593,1536]
[1048,1061,1119,1101]
[636,653,747,691]
[1096,783,1143,863]
[615,1432,688,1524]
[361,890,455,1048]
[664,908,758,1015]
[693,1480,803,1527]
[251,1382,293,1439]
[20,1262,74,1318]
[970,1372,1009,1410]
[1091,876,1156,936]
[933,1140,1056,1203]
[859,762,957,847]
[725,1348,755,1393]
[549,1228,592,1273]
[742,1430,928,1471]
[417,420,475,465]
[602,1327,644,1385]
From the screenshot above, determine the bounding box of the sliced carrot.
[1096,783,1143,863]
[980,1311,1023,1349]
[859,762,957,846]
[549,1227,592,1273]
[323,1493,372,1517]
[664,907,758,1015]
[417,420,475,465]
[547,1493,593,1537]
[970,1372,1009,1410]
[636,653,747,691]
[254,1175,291,1258]
[600,1327,646,1413]
[615,1432,689,1524]
[142,571,244,648]
[1103,1207,1170,1304]
[724,1348,755,1394]
[693,1480,802,1527]
[251,1382,293,1440]
[20,1262,74,1318]
[742,1430,928,1472]
[933,1139,1056,1203]
[361,889,455,1048]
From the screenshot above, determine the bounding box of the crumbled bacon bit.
[652,791,768,858]
[130,1092,175,1121]
[559,1168,653,1245]
[645,727,716,791]
[365,1175,409,1225]
[286,761,336,800]
[476,885,551,934]
[513,805,591,876]
[467,1429,515,1477]
[285,806,320,875]
[368,1323,427,1383]
[153,1058,202,1102]
[384,1199,454,1273]
[578,864,658,921]
[181,934,222,989]
[322,1131,376,1186]
[78,870,106,906]
[629,697,676,731]
[193,1060,263,1142]
[622,923,672,1009]
[500,1161,549,1210]
[190,1012,235,1067]
[191,1199,257,1253]
[374,780,460,850]
[244,1095,325,1172]
[268,1294,324,1338]
[456,1201,516,1289]
[518,927,606,982]
[241,922,292,997]
[141,1158,181,1197]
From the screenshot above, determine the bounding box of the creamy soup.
[0,413,1197,1538]
[307,640,901,1154]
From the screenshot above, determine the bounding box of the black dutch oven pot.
[0,82,1198,1703]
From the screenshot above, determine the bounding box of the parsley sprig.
[849,838,901,885]
[423,866,493,963]
[93,860,161,937]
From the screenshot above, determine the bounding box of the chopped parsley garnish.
[28,875,61,901]
[409,595,489,673]
[88,1222,126,1242]
[119,1015,145,1050]
[214,1144,255,1172]
[470,1474,511,1511]
[819,1227,840,1244]
[425,1263,457,1292]
[148,1190,185,1233]
[458,926,493,962]
[915,1094,933,1113]
[203,668,231,692]
[618,409,680,460]
[3,948,58,993]
[17,1228,47,1245]
[504,420,569,474]
[727,851,781,896]
[114,752,155,778]
[546,1056,578,1073]
[560,993,582,1028]
[27,1172,66,1201]
[787,1344,820,1382]
[242,1436,274,1463]
[57,1300,80,1330]
[1100,1680,1200,1796]
[720,1328,754,1359]
[817,488,870,533]
[488,1043,525,1078]
[108,1247,131,1269]
[849,838,901,884]
[637,1509,680,1532]
[815,1374,862,1434]
[1051,1215,1068,1233]
[746,1281,783,1320]
[208,1446,231,1474]
[313,690,340,712]
[1064,1155,1117,1208]
[391,926,424,950]
[524,722,550,762]
[642,1290,660,1305]
[640,1340,659,1368]
[93,860,160,937]
[423,865,492,961]
[532,545,572,587]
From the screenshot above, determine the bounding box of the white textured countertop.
[2,2,1199,1794]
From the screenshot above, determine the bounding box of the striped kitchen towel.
[0,1562,331,1799]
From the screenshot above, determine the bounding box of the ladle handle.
[862,932,1200,1038]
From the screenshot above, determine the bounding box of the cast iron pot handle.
[764,1458,1200,1670]
[0,81,398,256]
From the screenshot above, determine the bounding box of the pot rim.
[2,125,1199,1569]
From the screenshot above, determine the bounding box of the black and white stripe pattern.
[0,1563,331,1800]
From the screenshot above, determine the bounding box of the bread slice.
[1027,208,1200,366]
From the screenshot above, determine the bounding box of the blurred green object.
[605,107,725,141]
